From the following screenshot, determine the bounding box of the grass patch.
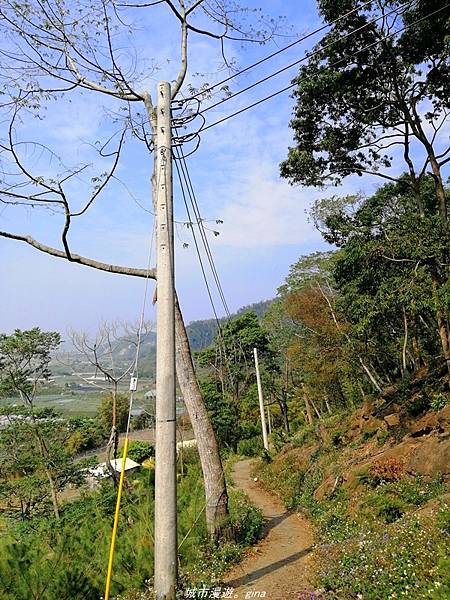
[0,454,263,599]
[256,446,450,600]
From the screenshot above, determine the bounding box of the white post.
[154,81,177,600]
[253,347,269,451]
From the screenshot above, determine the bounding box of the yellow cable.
[104,436,130,600]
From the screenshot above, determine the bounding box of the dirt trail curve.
[224,459,314,600]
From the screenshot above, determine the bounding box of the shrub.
[361,428,377,442]
[291,467,324,514]
[119,441,154,463]
[292,424,317,447]
[228,489,263,545]
[407,392,430,416]
[237,435,263,457]
[436,504,450,535]
[431,393,449,412]
[365,493,407,523]
[318,513,450,600]
[395,474,445,506]
[367,457,405,486]
[376,430,390,446]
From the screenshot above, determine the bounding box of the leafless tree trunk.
[34,426,60,520]
[301,384,313,425]
[402,307,408,374]
[175,297,228,538]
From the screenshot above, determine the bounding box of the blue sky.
[0,0,441,335]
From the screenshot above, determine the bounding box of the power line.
[173,144,256,374]
[173,150,224,328]
[178,0,375,103]
[174,143,231,319]
[198,0,413,116]
[173,146,238,385]
[196,4,448,134]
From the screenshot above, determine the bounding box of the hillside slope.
[253,402,450,599]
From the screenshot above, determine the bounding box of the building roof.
[109,457,141,472]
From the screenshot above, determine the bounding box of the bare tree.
[0,0,284,538]
[65,320,153,481]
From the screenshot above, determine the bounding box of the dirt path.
[224,459,314,600]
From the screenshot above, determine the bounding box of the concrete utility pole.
[154,81,177,600]
[253,347,269,451]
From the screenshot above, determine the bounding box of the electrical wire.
[197,0,413,116]
[177,0,376,104]
[173,151,224,329]
[174,141,254,375]
[197,3,448,134]
[173,135,231,318]
[173,143,238,384]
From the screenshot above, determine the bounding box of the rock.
[360,416,384,436]
[409,404,450,437]
[384,413,400,428]
[359,401,376,423]
[409,413,437,437]
[408,436,450,480]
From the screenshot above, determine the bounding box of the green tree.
[281,0,450,368]
[0,328,71,519]
[98,393,130,435]
[0,328,60,401]
[197,312,276,449]
[312,176,450,382]
[118,440,154,463]
[0,412,81,519]
[66,416,106,454]
[200,378,241,451]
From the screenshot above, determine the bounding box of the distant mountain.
[52,300,274,375]
[186,299,274,351]
[236,299,274,319]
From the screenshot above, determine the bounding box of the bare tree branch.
[0,230,156,278]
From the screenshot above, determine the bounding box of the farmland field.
[0,375,157,417]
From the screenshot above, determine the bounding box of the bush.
[292,424,317,447]
[291,467,324,514]
[237,435,263,457]
[318,513,450,599]
[119,441,154,463]
[436,503,450,535]
[365,493,406,523]
[367,457,405,486]
[431,393,449,411]
[0,452,262,599]
[228,489,263,546]
[407,392,431,416]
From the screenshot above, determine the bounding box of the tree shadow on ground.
[261,511,291,536]
[225,546,313,588]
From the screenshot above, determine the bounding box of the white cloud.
[215,166,321,248]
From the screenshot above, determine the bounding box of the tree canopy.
[281,0,450,219]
